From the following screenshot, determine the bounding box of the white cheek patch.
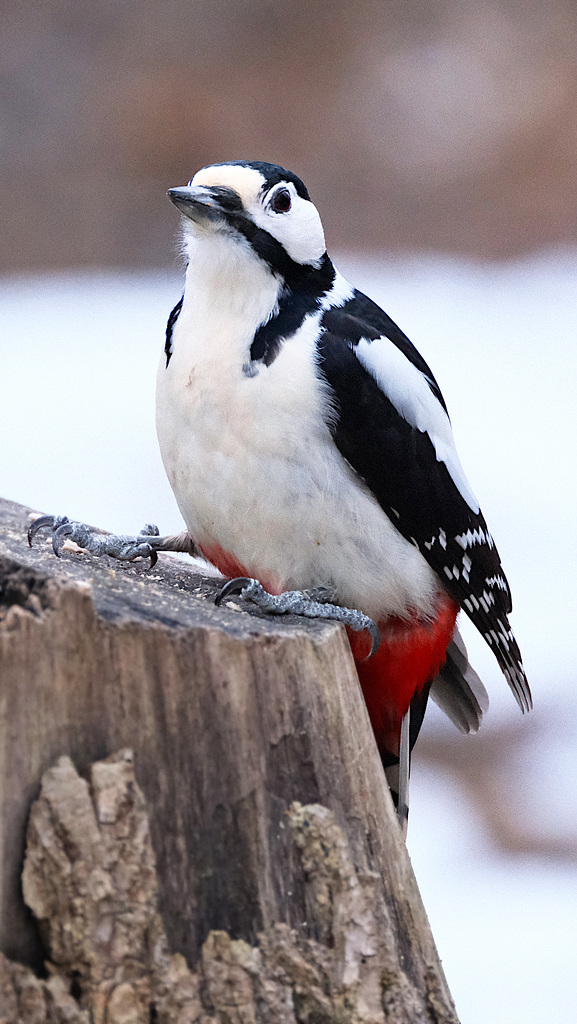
[251,190,326,266]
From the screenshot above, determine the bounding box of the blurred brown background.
[2,0,577,273]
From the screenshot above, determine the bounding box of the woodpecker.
[29,160,531,823]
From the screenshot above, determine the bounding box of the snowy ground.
[1,254,576,1022]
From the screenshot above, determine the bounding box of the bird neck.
[183,232,282,339]
[180,238,335,368]
[249,255,336,366]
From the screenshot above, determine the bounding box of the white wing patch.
[354,335,480,513]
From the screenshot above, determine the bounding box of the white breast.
[156,246,440,621]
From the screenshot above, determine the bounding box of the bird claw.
[28,514,70,548]
[28,515,161,567]
[215,577,380,658]
[52,520,75,557]
[214,577,253,606]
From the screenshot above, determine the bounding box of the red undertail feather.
[199,542,283,595]
[347,595,460,759]
[199,542,251,582]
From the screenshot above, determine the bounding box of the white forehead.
[191,164,266,207]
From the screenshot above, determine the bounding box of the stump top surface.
[0,496,338,644]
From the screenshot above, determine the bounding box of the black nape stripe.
[249,255,335,368]
[165,295,183,367]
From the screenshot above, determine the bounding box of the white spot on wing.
[456,527,494,550]
[424,527,448,551]
[486,573,508,591]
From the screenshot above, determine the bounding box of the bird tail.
[429,625,489,733]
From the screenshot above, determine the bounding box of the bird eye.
[270,187,292,213]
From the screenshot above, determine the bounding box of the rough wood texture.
[1,749,455,1024]
[0,496,458,1022]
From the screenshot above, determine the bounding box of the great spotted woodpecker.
[29,161,531,823]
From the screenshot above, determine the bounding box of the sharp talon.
[149,550,158,568]
[52,522,74,558]
[345,614,381,659]
[28,515,61,546]
[215,577,253,607]
[367,621,381,659]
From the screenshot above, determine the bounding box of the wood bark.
[0,496,459,1023]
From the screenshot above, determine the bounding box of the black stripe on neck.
[228,210,329,291]
[249,255,335,367]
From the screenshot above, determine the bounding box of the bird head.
[168,161,327,287]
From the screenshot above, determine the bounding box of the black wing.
[318,292,531,712]
[165,295,183,367]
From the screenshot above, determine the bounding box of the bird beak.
[167,185,228,224]
[167,185,216,221]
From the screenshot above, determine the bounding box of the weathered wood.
[1,749,452,1024]
[0,496,458,1022]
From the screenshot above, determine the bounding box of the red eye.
[270,187,292,213]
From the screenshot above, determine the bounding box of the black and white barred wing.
[317,289,531,712]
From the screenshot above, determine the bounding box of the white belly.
[156,307,439,622]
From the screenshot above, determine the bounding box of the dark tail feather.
[430,626,489,733]
[383,684,431,819]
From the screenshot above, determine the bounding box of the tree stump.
[0,496,458,1023]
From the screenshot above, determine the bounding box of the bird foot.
[215,576,381,657]
[28,515,164,567]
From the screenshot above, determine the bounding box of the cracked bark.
[0,496,459,1023]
